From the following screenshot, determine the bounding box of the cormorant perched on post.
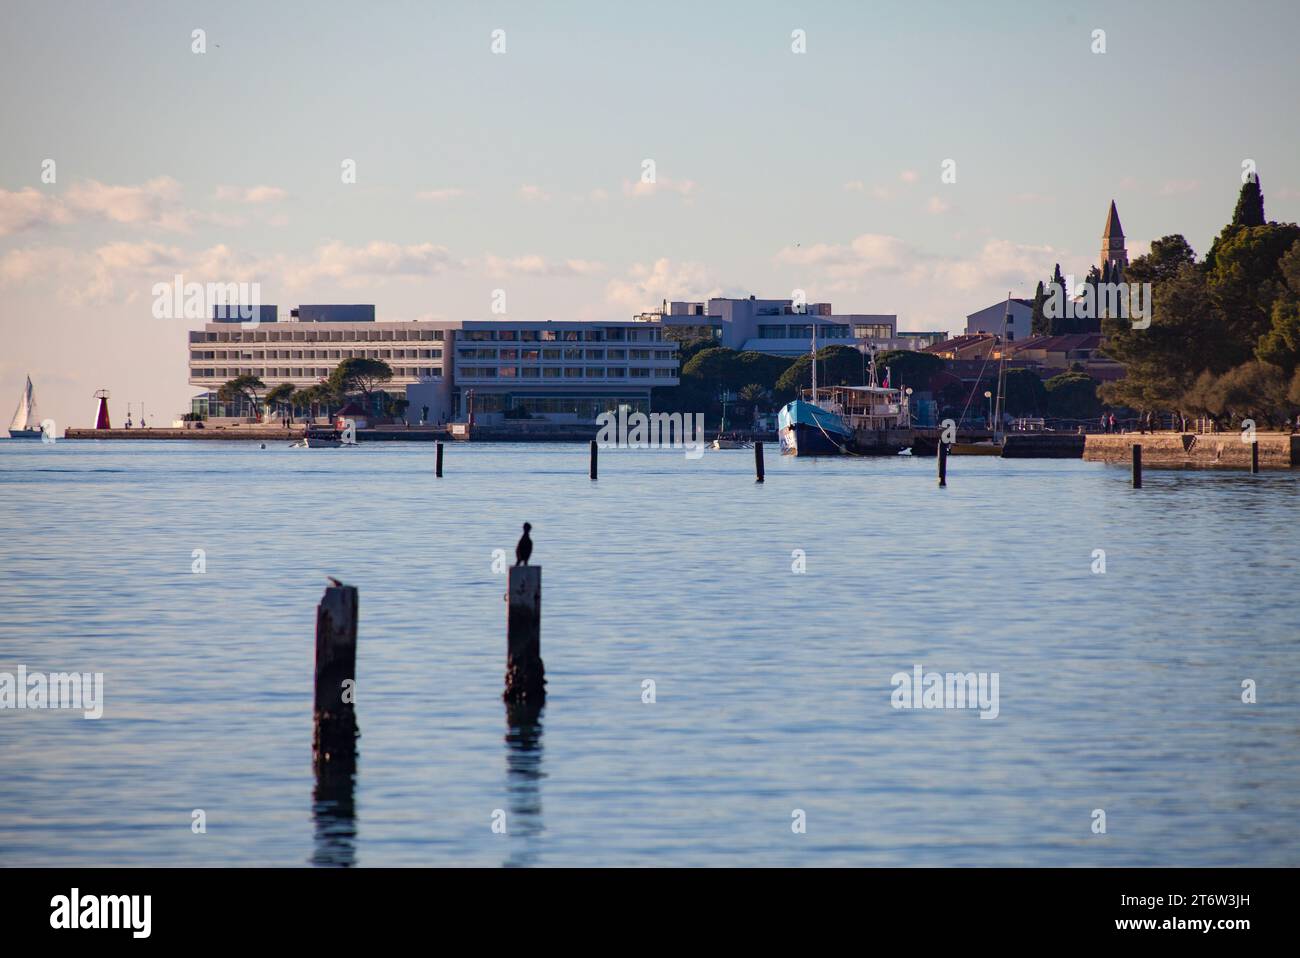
[515,523,533,566]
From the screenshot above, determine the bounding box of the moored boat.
[778,399,854,455]
[776,326,911,456]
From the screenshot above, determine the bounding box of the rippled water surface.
[1,439,1297,866]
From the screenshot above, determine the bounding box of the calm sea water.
[0,439,1297,867]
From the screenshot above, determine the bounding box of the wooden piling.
[589,439,598,481]
[938,442,948,487]
[435,441,444,477]
[313,583,359,766]
[754,441,765,482]
[1131,443,1142,488]
[504,566,545,703]
[1251,440,1259,474]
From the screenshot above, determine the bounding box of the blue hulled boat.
[778,399,853,456]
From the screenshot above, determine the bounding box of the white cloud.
[926,195,951,215]
[0,245,76,284]
[899,170,920,184]
[605,258,724,311]
[483,254,606,278]
[0,188,71,236]
[518,184,551,202]
[286,240,456,288]
[1158,179,1200,196]
[215,185,286,204]
[64,176,189,230]
[775,233,1060,294]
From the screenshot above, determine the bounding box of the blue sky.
[3,0,1298,427]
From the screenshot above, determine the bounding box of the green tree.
[1030,280,1048,336]
[1206,222,1300,366]
[264,382,295,419]
[1232,175,1266,228]
[217,374,266,418]
[328,357,393,408]
[1001,368,1048,416]
[1044,372,1102,421]
[1101,263,1228,414]
[1214,361,1292,427]
[1254,238,1300,373]
[874,350,945,392]
[775,345,866,398]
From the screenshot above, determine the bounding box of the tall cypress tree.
[1047,264,1068,335]
[1232,175,1265,227]
[1030,280,1048,336]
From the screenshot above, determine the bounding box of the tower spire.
[1101,199,1128,274]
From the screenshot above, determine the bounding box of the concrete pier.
[1083,433,1298,470]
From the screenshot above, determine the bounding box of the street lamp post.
[984,390,994,431]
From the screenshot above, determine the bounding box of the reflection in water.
[311,745,357,867]
[503,700,545,868]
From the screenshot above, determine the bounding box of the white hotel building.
[634,296,947,356]
[187,306,678,424]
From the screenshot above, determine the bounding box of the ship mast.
[810,321,818,404]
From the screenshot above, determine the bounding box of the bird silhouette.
[515,523,533,566]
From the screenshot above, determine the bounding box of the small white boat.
[711,437,747,450]
[8,375,43,439]
[292,428,357,448]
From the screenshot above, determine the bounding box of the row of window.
[458,367,675,380]
[191,368,443,380]
[193,329,445,343]
[455,348,673,361]
[460,327,665,343]
[757,324,854,339]
[191,349,442,361]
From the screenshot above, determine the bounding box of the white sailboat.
[8,375,43,439]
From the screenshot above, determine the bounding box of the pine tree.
[1232,175,1265,228]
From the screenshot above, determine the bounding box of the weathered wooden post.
[1251,440,1260,474]
[314,582,359,766]
[1131,443,1142,488]
[589,439,598,481]
[504,566,545,703]
[938,442,948,487]
[754,440,765,482]
[435,441,444,477]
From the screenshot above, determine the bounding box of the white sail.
[9,376,36,431]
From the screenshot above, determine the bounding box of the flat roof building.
[633,295,914,356]
[187,307,679,424]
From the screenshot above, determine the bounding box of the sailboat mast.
[994,292,1010,440]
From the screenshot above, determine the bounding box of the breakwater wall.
[64,427,306,441]
[1083,433,1298,470]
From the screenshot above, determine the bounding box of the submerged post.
[938,441,948,487]
[1131,443,1142,488]
[314,582,359,766]
[505,566,545,703]
[589,439,598,481]
[436,441,444,477]
[1251,440,1259,474]
[754,440,765,482]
